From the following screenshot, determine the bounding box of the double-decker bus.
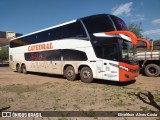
[9,14,139,83]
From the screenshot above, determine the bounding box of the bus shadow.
[14,71,136,86]
[26,71,65,79]
[93,79,136,86]
[0,64,9,67]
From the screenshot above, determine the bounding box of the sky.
[0,0,160,40]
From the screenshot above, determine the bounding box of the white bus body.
[9,14,139,82]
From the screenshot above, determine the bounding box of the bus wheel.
[16,64,21,73]
[22,64,27,74]
[65,66,76,81]
[80,67,93,83]
[145,64,160,77]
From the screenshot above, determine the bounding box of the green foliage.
[0,46,9,61]
[128,22,143,38]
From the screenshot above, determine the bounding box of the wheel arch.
[144,60,160,67]
[144,63,160,77]
[63,64,77,74]
[21,63,26,68]
[16,63,20,67]
[78,64,95,77]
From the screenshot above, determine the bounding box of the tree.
[128,22,143,38]
[0,46,9,62]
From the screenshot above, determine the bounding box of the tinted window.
[94,44,119,61]
[24,49,87,61]
[110,15,128,30]
[62,21,87,39]
[62,49,87,61]
[53,50,61,61]
[36,31,49,43]
[81,15,115,34]
[25,50,53,61]
[93,46,103,58]
[48,27,62,40]
[10,21,87,48]
[10,39,28,47]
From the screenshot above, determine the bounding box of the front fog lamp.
[125,74,129,78]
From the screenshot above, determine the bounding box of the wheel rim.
[148,67,157,75]
[17,66,19,71]
[67,70,74,78]
[17,65,20,72]
[22,66,26,73]
[82,70,90,79]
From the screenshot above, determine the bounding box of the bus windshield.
[81,14,128,34]
[109,15,128,31]
[119,38,136,64]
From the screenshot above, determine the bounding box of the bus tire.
[64,66,76,81]
[144,64,160,77]
[80,67,93,83]
[16,64,21,73]
[22,64,27,74]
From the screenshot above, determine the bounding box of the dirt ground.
[0,66,160,120]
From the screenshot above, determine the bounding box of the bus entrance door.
[96,60,103,79]
[52,61,62,74]
[103,61,119,81]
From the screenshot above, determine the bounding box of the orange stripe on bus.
[137,38,150,49]
[105,31,137,45]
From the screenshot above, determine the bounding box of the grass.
[90,101,95,105]
[130,98,135,102]
[52,105,65,110]
[115,93,121,99]
[0,97,12,108]
[58,118,69,120]
[0,84,36,95]
[104,97,112,101]
[155,97,160,102]
[73,104,81,110]
[140,106,149,111]
[18,94,26,99]
[0,69,160,113]
[113,100,126,107]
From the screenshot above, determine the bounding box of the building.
[0,31,22,47]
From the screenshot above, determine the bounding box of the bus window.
[103,44,119,61]
[36,31,49,43]
[109,15,128,30]
[62,49,87,61]
[81,15,114,34]
[94,44,119,61]
[49,27,62,40]
[52,50,61,61]
[61,21,87,39]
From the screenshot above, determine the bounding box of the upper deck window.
[10,20,87,48]
[62,21,87,39]
[81,15,115,34]
[110,15,128,30]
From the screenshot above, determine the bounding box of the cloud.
[111,2,133,16]
[136,14,145,21]
[130,14,145,22]
[143,29,160,35]
[140,2,144,6]
[152,19,160,24]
